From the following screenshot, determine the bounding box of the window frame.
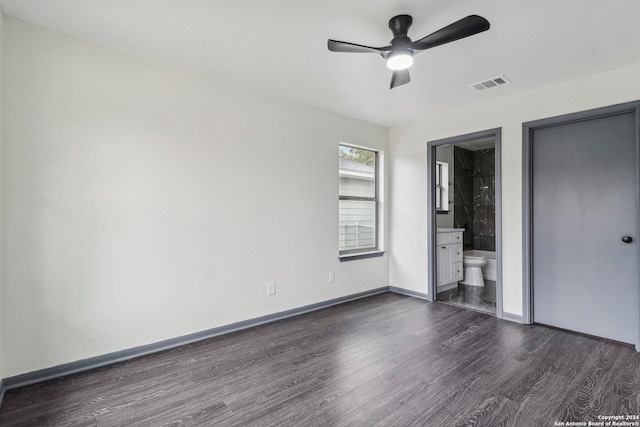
[435,161,449,214]
[435,162,442,210]
[338,144,380,256]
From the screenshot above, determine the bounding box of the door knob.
[622,236,633,244]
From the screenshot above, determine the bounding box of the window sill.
[339,251,386,262]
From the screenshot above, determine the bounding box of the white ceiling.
[2,0,640,127]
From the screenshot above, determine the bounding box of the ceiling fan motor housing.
[389,15,413,38]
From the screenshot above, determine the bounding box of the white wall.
[0,9,5,382]
[2,17,389,377]
[389,60,640,316]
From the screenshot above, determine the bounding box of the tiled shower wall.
[453,147,495,251]
[453,147,475,249]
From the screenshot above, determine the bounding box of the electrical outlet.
[267,281,276,295]
[329,272,335,283]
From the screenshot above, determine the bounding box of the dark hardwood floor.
[0,293,638,426]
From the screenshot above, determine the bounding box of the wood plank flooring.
[0,293,638,426]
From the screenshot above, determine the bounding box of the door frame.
[426,128,503,319]
[522,100,640,350]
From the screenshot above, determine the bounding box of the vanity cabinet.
[436,230,464,289]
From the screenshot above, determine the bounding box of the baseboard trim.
[2,287,389,392]
[501,311,523,323]
[0,380,6,409]
[388,286,429,301]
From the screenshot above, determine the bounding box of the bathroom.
[435,136,497,314]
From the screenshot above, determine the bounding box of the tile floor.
[436,280,496,314]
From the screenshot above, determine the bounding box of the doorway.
[523,101,640,350]
[427,128,503,318]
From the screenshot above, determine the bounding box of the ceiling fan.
[328,14,490,89]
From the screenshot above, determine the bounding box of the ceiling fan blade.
[410,15,490,52]
[328,39,391,55]
[390,69,410,89]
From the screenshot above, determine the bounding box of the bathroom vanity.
[436,228,464,291]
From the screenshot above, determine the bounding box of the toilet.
[460,255,487,287]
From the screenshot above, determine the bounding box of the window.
[339,144,378,255]
[435,161,449,213]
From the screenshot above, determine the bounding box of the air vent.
[470,75,510,91]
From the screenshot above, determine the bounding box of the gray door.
[532,111,639,344]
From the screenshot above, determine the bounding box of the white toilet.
[460,255,487,287]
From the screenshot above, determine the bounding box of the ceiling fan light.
[386,52,413,70]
